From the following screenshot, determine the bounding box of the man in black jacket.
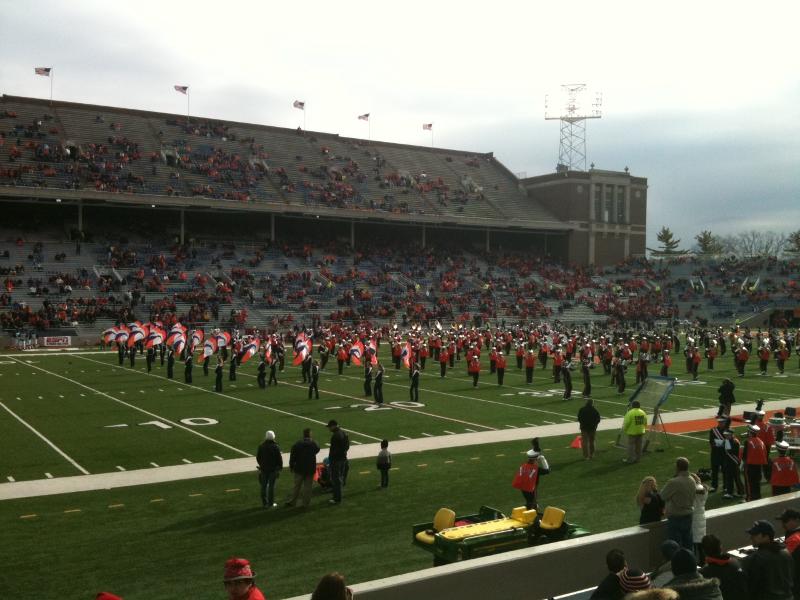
[285,428,320,508]
[700,534,748,600]
[742,520,794,600]
[327,419,349,505]
[256,430,283,508]
[577,398,601,460]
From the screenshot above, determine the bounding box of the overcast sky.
[1,0,798,247]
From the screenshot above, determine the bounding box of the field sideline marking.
[74,355,384,442]
[8,357,252,459]
[0,400,90,475]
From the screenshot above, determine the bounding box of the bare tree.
[719,230,788,257]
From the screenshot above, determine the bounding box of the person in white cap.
[256,430,283,508]
[511,438,550,510]
[770,440,800,496]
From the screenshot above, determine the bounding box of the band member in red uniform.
[489,347,498,374]
[524,349,536,384]
[336,343,347,375]
[705,340,717,371]
[511,439,550,510]
[516,344,525,370]
[758,343,771,376]
[468,354,481,387]
[743,424,768,501]
[553,346,564,383]
[770,441,800,496]
[776,341,790,375]
[734,343,749,377]
[691,346,702,381]
[496,351,507,385]
[418,344,429,370]
[660,349,672,377]
[439,346,449,378]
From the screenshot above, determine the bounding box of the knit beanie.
[618,567,651,592]
[671,548,697,576]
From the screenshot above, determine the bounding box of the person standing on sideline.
[409,362,420,402]
[660,457,696,550]
[377,439,392,489]
[285,428,320,508]
[308,359,320,399]
[741,520,794,600]
[636,476,665,525]
[184,353,193,383]
[577,397,601,459]
[708,412,729,493]
[223,557,266,600]
[327,420,349,505]
[256,430,283,508]
[743,423,767,501]
[623,400,647,463]
[512,438,550,510]
[215,357,224,392]
[373,362,385,404]
[770,441,800,496]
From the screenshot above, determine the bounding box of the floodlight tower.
[545,84,602,172]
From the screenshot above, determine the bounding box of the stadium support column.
[485,229,490,253]
[77,199,83,234]
[179,209,185,244]
[270,214,275,242]
[350,220,355,249]
[422,225,426,249]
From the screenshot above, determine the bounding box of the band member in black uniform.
[363,363,373,397]
[308,359,320,399]
[215,358,224,392]
[257,355,266,389]
[562,358,573,400]
[409,362,420,402]
[184,354,193,383]
[117,342,125,366]
[229,354,237,381]
[129,344,137,367]
[267,355,279,386]
[203,354,210,376]
[374,362,385,404]
[581,357,592,398]
[319,343,330,371]
[166,349,175,379]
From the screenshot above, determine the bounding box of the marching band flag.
[366,338,378,365]
[293,333,312,366]
[145,329,165,349]
[422,123,433,131]
[358,113,370,121]
[203,338,218,358]
[101,327,118,344]
[293,100,305,110]
[349,340,365,366]
[174,85,188,94]
[214,331,232,349]
[400,341,413,368]
[172,337,186,356]
[191,329,204,353]
[239,339,261,365]
[35,67,51,76]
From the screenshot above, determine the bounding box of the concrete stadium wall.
[285,492,800,600]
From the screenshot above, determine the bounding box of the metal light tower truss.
[545,84,602,172]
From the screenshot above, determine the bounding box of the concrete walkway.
[1,399,795,501]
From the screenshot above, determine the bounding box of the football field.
[2,351,800,482]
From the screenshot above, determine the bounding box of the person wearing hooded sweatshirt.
[665,548,723,600]
[256,430,283,508]
[741,520,794,600]
[700,534,748,600]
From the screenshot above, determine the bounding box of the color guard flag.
[349,340,365,367]
[293,100,305,110]
[35,67,51,76]
[422,123,433,130]
[358,113,370,121]
[174,85,188,94]
[239,339,261,365]
[400,341,413,368]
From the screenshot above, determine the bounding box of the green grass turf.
[1,429,720,600]
[1,350,798,480]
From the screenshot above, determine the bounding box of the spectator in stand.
[577,397,601,460]
[256,430,282,508]
[223,558,265,600]
[741,520,794,600]
[618,567,652,595]
[665,548,723,599]
[651,540,681,587]
[624,591,678,600]
[777,509,800,600]
[285,427,320,509]
[661,457,697,550]
[637,476,665,525]
[700,534,748,600]
[589,548,626,600]
[310,572,353,600]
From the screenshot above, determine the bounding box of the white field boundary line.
[336,373,579,421]
[74,354,387,442]
[0,401,90,475]
[8,357,252,458]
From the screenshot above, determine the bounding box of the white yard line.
[0,400,90,475]
[9,357,252,458]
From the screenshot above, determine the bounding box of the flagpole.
[50,67,54,105]
[368,119,371,141]
[187,88,190,120]
[303,109,306,131]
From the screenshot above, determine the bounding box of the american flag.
[422,123,433,131]
[174,85,188,94]
[358,113,370,121]
[293,100,305,110]
[34,67,51,77]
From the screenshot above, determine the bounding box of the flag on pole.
[358,113,370,121]
[422,123,433,130]
[293,100,305,110]
[174,85,188,94]
[35,67,51,77]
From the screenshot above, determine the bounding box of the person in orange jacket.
[770,441,800,496]
[743,424,768,501]
[496,351,507,385]
[512,439,550,510]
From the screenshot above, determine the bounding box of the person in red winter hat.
[223,557,266,600]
